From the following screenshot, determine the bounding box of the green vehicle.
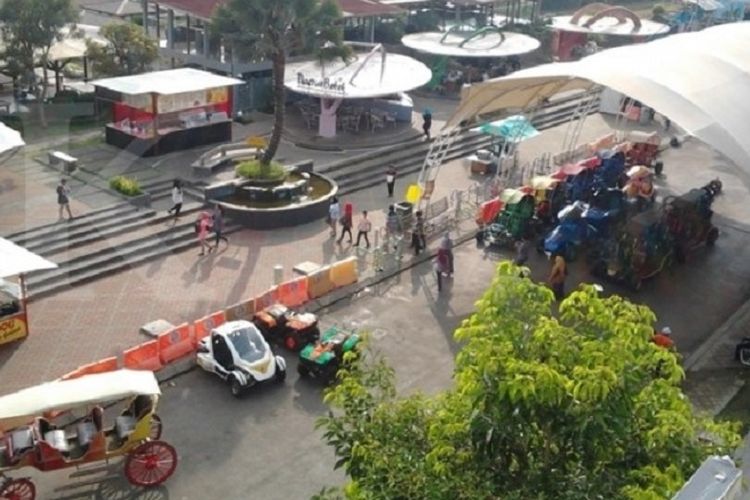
[297,327,360,383]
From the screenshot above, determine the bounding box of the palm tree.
[214,0,347,168]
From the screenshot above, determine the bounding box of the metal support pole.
[167,9,174,50]
[142,0,149,36]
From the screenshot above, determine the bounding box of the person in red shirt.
[652,326,675,349]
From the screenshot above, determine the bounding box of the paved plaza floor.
[3,108,750,497]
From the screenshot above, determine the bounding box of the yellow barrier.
[330,256,358,288]
[307,266,335,299]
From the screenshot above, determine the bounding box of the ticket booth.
[0,238,57,346]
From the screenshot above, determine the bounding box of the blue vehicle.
[542,189,627,261]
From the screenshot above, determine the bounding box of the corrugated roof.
[338,0,404,17]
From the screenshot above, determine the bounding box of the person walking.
[386,165,397,198]
[435,247,451,292]
[337,203,353,244]
[440,233,454,276]
[354,210,372,248]
[327,196,341,238]
[411,210,426,256]
[167,180,183,219]
[513,235,531,266]
[548,253,567,301]
[212,204,228,250]
[385,204,402,249]
[56,178,73,221]
[196,211,213,256]
[422,108,433,140]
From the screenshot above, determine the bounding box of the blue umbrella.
[472,115,539,143]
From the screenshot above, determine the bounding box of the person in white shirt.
[328,196,341,238]
[386,166,396,198]
[354,210,372,248]
[167,179,183,219]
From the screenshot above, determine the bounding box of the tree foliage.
[213,0,347,166]
[319,262,741,499]
[86,23,158,77]
[0,0,77,125]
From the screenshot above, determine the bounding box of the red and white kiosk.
[93,68,243,157]
[0,238,57,346]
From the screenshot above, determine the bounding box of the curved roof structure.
[402,28,540,58]
[551,3,669,36]
[447,23,750,175]
[285,45,431,99]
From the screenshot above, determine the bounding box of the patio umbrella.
[472,115,539,143]
[627,165,652,179]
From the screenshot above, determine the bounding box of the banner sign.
[0,315,27,345]
[297,73,346,94]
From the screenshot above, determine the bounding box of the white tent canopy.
[92,68,244,96]
[0,237,56,279]
[448,22,750,176]
[402,30,540,58]
[0,370,160,431]
[0,123,24,159]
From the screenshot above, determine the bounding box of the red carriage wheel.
[124,440,178,487]
[149,414,163,440]
[0,478,36,500]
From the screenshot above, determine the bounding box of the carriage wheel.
[149,414,163,440]
[124,440,178,487]
[0,478,36,500]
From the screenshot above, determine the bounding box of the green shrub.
[109,175,142,196]
[235,159,286,181]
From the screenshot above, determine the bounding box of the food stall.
[92,68,244,157]
[0,238,57,346]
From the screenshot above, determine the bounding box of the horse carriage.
[0,370,177,499]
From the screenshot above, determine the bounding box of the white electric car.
[196,320,287,397]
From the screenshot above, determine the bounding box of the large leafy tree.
[213,0,347,167]
[319,262,741,499]
[85,23,158,77]
[0,0,77,126]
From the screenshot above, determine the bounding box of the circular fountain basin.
[204,164,338,229]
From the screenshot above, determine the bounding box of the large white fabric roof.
[449,22,750,174]
[402,30,540,58]
[92,68,244,96]
[0,237,56,278]
[0,370,160,431]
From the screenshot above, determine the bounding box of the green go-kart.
[297,326,360,383]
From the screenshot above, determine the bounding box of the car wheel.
[275,363,286,383]
[284,334,298,351]
[229,376,243,398]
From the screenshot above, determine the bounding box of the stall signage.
[0,316,27,345]
[297,73,346,94]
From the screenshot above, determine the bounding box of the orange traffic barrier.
[255,287,279,311]
[193,310,227,344]
[278,277,309,308]
[330,257,358,288]
[158,323,194,364]
[123,340,163,371]
[307,266,334,299]
[60,357,119,380]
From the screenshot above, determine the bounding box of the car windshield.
[228,327,267,363]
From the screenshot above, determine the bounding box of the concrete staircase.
[7,90,599,300]
[324,90,601,195]
[4,180,228,300]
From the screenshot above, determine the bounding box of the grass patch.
[109,175,143,196]
[235,159,286,181]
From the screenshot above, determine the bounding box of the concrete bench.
[49,151,77,173]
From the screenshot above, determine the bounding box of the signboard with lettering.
[158,90,208,114]
[0,315,27,345]
[297,73,346,95]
